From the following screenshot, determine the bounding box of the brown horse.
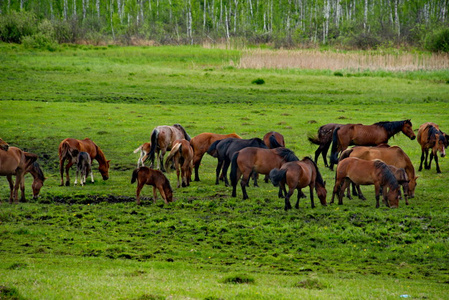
[230,147,299,199]
[329,120,416,169]
[133,142,151,168]
[190,132,241,181]
[263,131,285,148]
[331,157,401,208]
[0,146,38,203]
[58,138,110,186]
[148,124,191,172]
[339,145,417,200]
[308,123,342,168]
[25,162,46,200]
[165,139,194,188]
[0,138,9,151]
[269,157,327,210]
[417,122,447,173]
[131,166,173,205]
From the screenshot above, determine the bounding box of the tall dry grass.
[239,49,449,71]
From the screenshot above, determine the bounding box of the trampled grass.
[0,45,448,299]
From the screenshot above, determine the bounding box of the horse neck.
[94,147,107,166]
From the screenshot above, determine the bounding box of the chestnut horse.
[190,132,241,181]
[417,122,447,173]
[339,145,417,200]
[131,166,173,205]
[263,131,285,148]
[148,124,191,172]
[165,139,194,188]
[0,146,38,203]
[308,123,342,168]
[331,157,400,208]
[0,138,9,151]
[25,162,46,200]
[230,147,299,199]
[58,138,110,186]
[133,142,151,168]
[329,120,416,169]
[269,157,327,210]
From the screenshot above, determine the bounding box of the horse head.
[29,162,46,199]
[437,133,446,157]
[386,187,400,208]
[99,160,111,180]
[402,120,416,140]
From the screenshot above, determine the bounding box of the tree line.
[0,0,448,50]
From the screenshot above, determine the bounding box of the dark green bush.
[251,78,265,85]
[426,28,449,53]
[221,274,255,284]
[0,11,36,43]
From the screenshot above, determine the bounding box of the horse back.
[0,146,23,175]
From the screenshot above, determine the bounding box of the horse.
[263,131,285,148]
[148,124,191,172]
[58,138,110,186]
[189,132,241,181]
[207,137,267,186]
[308,123,342,168]
[331,157,401,208]
[417,122,448,173]
[269,157,327,210]
[164,139,194,188]
[329,120,416,169]
[339,145,417,200]
[0,138,9,151]
[133,142,151,168]
[25,161,46,200]
[131,166,173,205]
[74,152,92,186]
[230,147,299,199]
[0,146,38,203]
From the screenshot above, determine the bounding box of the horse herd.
[0,120,447,210]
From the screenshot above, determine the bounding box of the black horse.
[308,123,342,168]
[207,137,267,186]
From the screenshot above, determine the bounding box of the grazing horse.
[417,122,448,173]
[269,157,327,210]
[230,147,299,199]
[0,146,38,203]
[329,120,416,169]
[165,139,194,188]
[0,138,9,151]
[75,152,92,186]
[308,123,342,168]
[148,124,191,172]
[339,145,417,200]
[133,142,151,168]
[24,162,46,200]
[59,138,110,186]
[131,166,173,205]
[207,137,267,186]
[190,132,241,181]
[331,157,401,208]
[263,131,285,148]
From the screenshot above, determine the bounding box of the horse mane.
[173,124,191,141]
[31,162,45,181]
[274,148,299,162]
[373,160,399,190]
[250,137,267,148]
[302,156,325,187]
[427,125,446,145]
[373,120,410,137]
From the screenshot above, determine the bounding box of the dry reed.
[239,49,449,71]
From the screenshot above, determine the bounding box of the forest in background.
[0,0,448,51]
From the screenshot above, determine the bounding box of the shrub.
[221,274,255,284]
[251,78,265,85]
[426,28,449,53]
[22,32,58,51]
[0,11,36,43]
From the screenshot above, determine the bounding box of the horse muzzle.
[102,176,109,180]
[410,136,416,140]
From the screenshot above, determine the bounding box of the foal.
[131,167,173,205]
[75,152,93,186]
[133,142,152,168]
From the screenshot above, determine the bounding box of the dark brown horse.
[133,142,152,168]
[269,157,327,210]
[230,147,299,199]
[331,157,400,208]
[308,123,342,168]
[165,139,194,188]
[330,120,416,169]
[25,161,46,200]
[0,138,9,151]
[0,146,38,203]
[417,122,447,173]
[148,124,191,172]
[339,145,417,200]
[263,131,285,148]
[190,132,241,181]
[131,166,173,205]
[58,138,110,186]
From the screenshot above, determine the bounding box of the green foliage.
[251,78,265,85]
[0,11,36,43]
[426,28,449,53]
[22,32,58,51]
[221,274,255,284]
[0,286,24,300]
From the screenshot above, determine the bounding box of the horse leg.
[278,184,286,198]
[65,161,73,186]
[374,184,381,208]
[253,172,259,187]
[19,176,26,202]
[193,154,202,182]
[339,179,350,205]
[240,174,250,200]
[308,185,315,209]
[345,183,352,200]
[322,143,332,168]
[135,182,144,205]
[433,150,441,173]
[285,188,294,210]
[176,164,181,188]
[13,174,23,204]
[159,149,167,172]
[331,178,342,204]
[215,160,223,185]
[222,159,231,187]
[314,145,322,165]
[90,168,94,183]
[231,168,241,198]
[424,149,430,169]
[158,186,168,204]
[152,186,158,203]
[356,185,366,201]
[7,175,14,204]
[59,158,66,186]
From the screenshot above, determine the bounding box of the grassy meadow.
[0,44,449,299]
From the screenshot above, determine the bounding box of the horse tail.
[339,148,353,162]
[164,142,182,172]
[330,127,341,165]
[307,133,321,145]
[148,129,159,164]
[207,140,221,158]
[131,168,139,184]
[174,123,191,141]
[230,151,240,188]
[269,135,283,148]
[59,141,72,160]
[269,168,287,187]
[133,145,143,154]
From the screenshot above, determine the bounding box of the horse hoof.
[65,181,70,186]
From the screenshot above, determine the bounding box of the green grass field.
[0,44,448,299]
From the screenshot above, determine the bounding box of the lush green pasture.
[0,45,449,299]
